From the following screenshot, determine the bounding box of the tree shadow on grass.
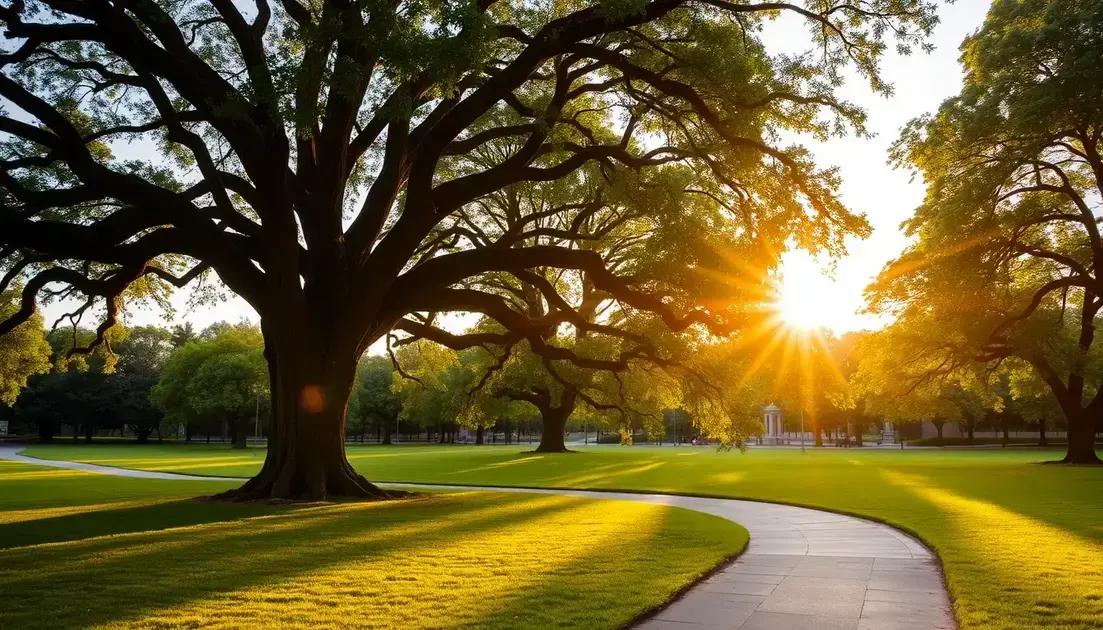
[883,457,1103,544]
[0,499,302,550]
[0,492,581,629]
[877,468,1103,629]
[470,503,746,629]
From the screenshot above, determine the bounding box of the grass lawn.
[0,458,746,629]
[23,442,1103,630]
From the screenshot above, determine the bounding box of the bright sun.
[773,251,868,333]
[775,279,825,330]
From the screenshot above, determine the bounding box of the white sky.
[39,1,992,338]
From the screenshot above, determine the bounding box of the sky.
[39,1,993,338]
[771,1,992,333]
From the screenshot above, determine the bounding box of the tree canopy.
[0,0,938,498]
[0,289,49,406]
[873,0,1103,462]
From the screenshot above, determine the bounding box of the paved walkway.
[0,446,955,629]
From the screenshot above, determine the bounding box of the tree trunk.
[383,412,394,445]
[1063,411,1101,464]
[1038,416,1048,446]
[932,420,944,440]
[535,405,571,452]
[215,328,389,501]
[966,421,974,442]
[476,424,484,445]
[232,421,247,449]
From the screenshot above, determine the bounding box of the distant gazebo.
[762,403,784,445]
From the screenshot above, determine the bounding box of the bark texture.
[1062,413,1101,464]
[534,397,575,453]
[216,327,390,501]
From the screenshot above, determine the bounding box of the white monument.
[762,403,784,445]
[882,420,896,445]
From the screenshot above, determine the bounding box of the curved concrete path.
[1,446,954,630]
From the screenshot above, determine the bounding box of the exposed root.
[208,469,402,503]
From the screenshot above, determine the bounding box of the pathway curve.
[0,446,955,630]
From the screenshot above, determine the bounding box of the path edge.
[622,531,749,629]
[378,480,960,630]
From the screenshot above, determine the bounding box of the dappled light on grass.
[449,454,547,475]
[0,461,263,549]
[18,444,1103,630]
[709,471,746,483]
[0,468,92,481]
[59,456,260,473]
[1,498,160,526]
[0,461,745,629]
[141,495,705,629]
[24,446,265,477]
[566,460,668,487]
[881,470,1103,629]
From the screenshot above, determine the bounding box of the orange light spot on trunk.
[300,385,326,413]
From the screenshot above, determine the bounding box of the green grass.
[24,442,1103,630]
[0,458,746,629]
[910,436,1068,446]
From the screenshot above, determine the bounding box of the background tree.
[459,337,681,451]
[0,0,937,497]
[109,325,173,440]
[14,371,93,440]
[151,324,267,447]
[348,355,401,444]
[12,322,166,440]
[875,0,1103,463]
[401,155,843,452]
[0,290,50,407]
[824,332,876,445]
[46,325,125,373]
[170,323,197,348]
[114,325,174,376]
[391,340,474,443]
[851,321,992,442]
[1005,359,1065,445]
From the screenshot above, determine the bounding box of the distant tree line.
[0,314,272,444]
[0,291,1089,450]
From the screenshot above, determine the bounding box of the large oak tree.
[874,0,1103,463]
[0,0,935,498]
[401,165,774,453]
